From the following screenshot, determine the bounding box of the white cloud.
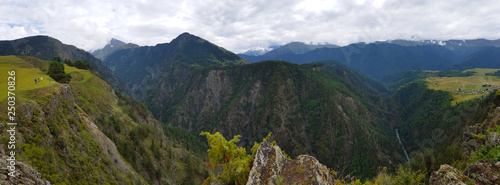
[0,0,499,53]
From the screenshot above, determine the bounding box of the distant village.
[450,83,498,95]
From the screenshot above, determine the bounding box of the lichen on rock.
[246,140,335,185]
[428,164,466,185]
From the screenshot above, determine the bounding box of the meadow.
[426,68,500,104]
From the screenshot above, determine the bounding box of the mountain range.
[239,39,500,79]
[101,32,247,100]
[92,33,404,178]
[2,33,500,184]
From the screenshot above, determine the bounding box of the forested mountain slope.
[146,60,404,178]
[102,32,248,100]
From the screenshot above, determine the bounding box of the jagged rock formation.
[0,156,51,185]
[429,162,500,185]
[246,140,335,185]
[428,164,466,185]
[464,162,500,185]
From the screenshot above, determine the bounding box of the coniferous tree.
[48,61,71,83]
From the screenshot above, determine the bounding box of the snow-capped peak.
[241,46,276,56]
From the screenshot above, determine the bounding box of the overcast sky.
[1,0,499,53]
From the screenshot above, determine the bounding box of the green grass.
[426,68,500,104]
[0,56,61,101]
[65,65,93,83]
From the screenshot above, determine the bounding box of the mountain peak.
[170,32,204,45]
[109,38,126,47]
[92,38,138,60]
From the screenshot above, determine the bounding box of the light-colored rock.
[429,164,466,185]
[486,132,500,149]
[246,140,335,185]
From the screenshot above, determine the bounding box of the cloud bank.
[1,0,499,53]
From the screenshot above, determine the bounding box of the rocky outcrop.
[486,132,500,149]
[464,162,500,185]
[0,156,51,185]
[428,164,466,185]
[463,125,486,157]
[246,140,335,185]
[80,115,145,184]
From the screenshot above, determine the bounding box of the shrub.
[200,132,261,185]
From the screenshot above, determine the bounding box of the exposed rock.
[464,162,500,185]
[463,125,486,156]
[486,132,500,149]
[19,102,44,123]
[80,115,146,184]
[0,156,51,185]
[48,84,76,120]
[428,164,466,185]
[246,140,335,185]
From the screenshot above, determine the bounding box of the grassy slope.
[0,56,61,101]
[426,68,500,104]
[0,56,207,184]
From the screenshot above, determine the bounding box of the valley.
[1,33,500,184]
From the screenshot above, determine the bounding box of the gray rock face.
[463,125,486,156]
[429,164,466,185]
[0,156,51,185]
[486,132,500,149]
[246,140,335,185]
[464,162,500,185]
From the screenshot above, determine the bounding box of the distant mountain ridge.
[102,32,248,100]
[91,38,139,61]
[239,42,339,57]
[240,45,280,56]
[239,38,500,79]
[0,35,132,95]
[382,38,500,48]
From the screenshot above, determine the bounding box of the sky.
[1,0,499,53]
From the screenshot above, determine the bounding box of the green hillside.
[0,36,132,96]
[0,56,60,101]
[0,56,207,184]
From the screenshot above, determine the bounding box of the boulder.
[429,164,466,185]
[246,140,335,185]
[464,162,500,185]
